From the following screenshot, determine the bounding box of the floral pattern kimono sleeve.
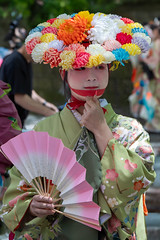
[100,116,156,235]
[1,166,36,232]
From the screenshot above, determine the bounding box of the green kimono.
[1,103,156,240]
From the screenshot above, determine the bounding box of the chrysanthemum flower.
[116,32,132,45]
[57,16,88,45]
[47,18,57,24]
[121,23,143,35]
[31,43,48,63]
[59,50,76,70]
[112,48,130,64]
[57,13,71,19]
[37,22,51,27]
[88,15,121,44]
[48,40,65,51]
[133,32,151,44]
[103,40,121,51]
[64,43,86,54]
[25,37,41,54]
[43,48,61,68]
[121,17,134,24]
[87,54,105,68]
[122,43,141,56]
[25,32,42,44]
[40,33,56,43]
[29,26,44,35]
[86,44,115,63]
[41,26,58,35]
[132,36,150,53]
[51,19,66,28]
[72,52,90,68]
[76,11,94,29]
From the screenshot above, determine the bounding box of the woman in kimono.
[0,11,156,240]
[0,80,22,238]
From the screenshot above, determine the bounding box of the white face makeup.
[67,64,109,100]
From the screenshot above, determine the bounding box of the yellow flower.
[37,22,51,27]
[122,43,141,56]
[59,50,76,70]
[121,22,143,35]
[52,19,65,28]
[76,11,94,29]
[40,33,56,43]
[86,54,105,68]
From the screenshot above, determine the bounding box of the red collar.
[66,96,106,114]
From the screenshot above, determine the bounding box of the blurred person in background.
[0,14,59,127]
[129,21,160,133]
[0,43,59,127]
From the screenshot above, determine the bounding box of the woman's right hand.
[29,195,55,218]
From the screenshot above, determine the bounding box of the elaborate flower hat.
[25,11,151,70]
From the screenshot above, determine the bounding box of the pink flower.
[124,159,137,173]
[64,43,86,54]
[103,40,121,51]
[25,37,41,54]
[41,26,58,35]
[72,52,90,68]
[9,192,29,207]
[106,169,119,181]
[139,145,152,154]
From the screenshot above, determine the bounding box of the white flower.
[88,15,121,44]
[57,13,71,19]
[100,184,106,193]
[32,43,48,63]
[107,197,119,208]
[48,40,65,51]
[114,19,125,28]
[25,32,42,44]
[86,44,115,63]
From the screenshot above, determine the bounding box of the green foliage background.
[1,0,160,28]
[0,0,160,113]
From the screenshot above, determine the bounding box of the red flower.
[116,32,132,45]
[47,18,57,24]
[121,17,134,24]
[134,180,144,191]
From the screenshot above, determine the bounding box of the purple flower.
[132,36,150,53]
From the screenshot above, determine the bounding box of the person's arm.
[32,90,59,113]
[14,93,56,116]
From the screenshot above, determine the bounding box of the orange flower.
[57,16,88,45]
[134,180,144,191]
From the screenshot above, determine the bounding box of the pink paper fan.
[0,131,101,231]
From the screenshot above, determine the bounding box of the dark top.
[0,51,33,126]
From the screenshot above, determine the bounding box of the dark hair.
[4,14,27,49]
[63,71,71,100]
